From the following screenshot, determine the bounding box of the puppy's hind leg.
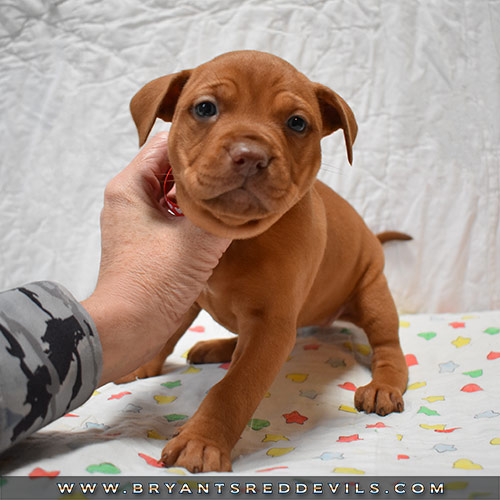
[188,337,237,364]
[345,275,408,416]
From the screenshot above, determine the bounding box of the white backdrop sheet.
[1,0,500,478]
[0,0,499,312]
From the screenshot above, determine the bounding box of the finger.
[120,132,170,179]
[136,131,171,177]
[136,132,170,202]
[114,132,170,204]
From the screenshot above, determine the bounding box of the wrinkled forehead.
[181,55,317,111]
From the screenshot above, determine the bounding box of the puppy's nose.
[228,141,270,176]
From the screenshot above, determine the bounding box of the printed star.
[299,389,318,399]
[439,361,459,373]
[451,336,470,348]
[123,404,142,413]
[474,410,500,419]
[449,322,465,328]
[282,410,308,425]
[433,444,457,453]
[326,358,346,368]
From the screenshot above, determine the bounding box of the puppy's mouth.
[200,183,270,220]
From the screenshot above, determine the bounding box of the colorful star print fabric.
[1,310,499,476]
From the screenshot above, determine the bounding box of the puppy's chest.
[195,241,274,335]
[196,284,239,335]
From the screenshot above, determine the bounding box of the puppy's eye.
[287,115,307,133]
[194,101,218,118]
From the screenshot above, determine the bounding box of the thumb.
[113,132,171,206]
[135,132,171,177]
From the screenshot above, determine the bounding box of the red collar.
[163,167,184,217]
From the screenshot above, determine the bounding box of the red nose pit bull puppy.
[119,50,409,473]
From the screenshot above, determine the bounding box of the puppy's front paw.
[161,430,232,473]
[354,382,404,416]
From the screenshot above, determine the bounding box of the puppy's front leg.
[349,274,408,416]
[160,317,297,473]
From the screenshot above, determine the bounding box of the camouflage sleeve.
[0,281,102,453]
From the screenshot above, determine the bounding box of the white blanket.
[2,310,500,476]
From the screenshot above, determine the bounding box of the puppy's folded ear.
[130,70,192,147]
[314,84,358,165]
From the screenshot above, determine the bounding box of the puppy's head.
[131,50,357,238]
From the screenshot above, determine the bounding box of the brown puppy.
[121,50,409,473]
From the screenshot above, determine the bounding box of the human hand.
[81,132,231,385]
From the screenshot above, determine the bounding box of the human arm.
[0,132,231,453]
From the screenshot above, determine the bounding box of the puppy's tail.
[377,231,413,244]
